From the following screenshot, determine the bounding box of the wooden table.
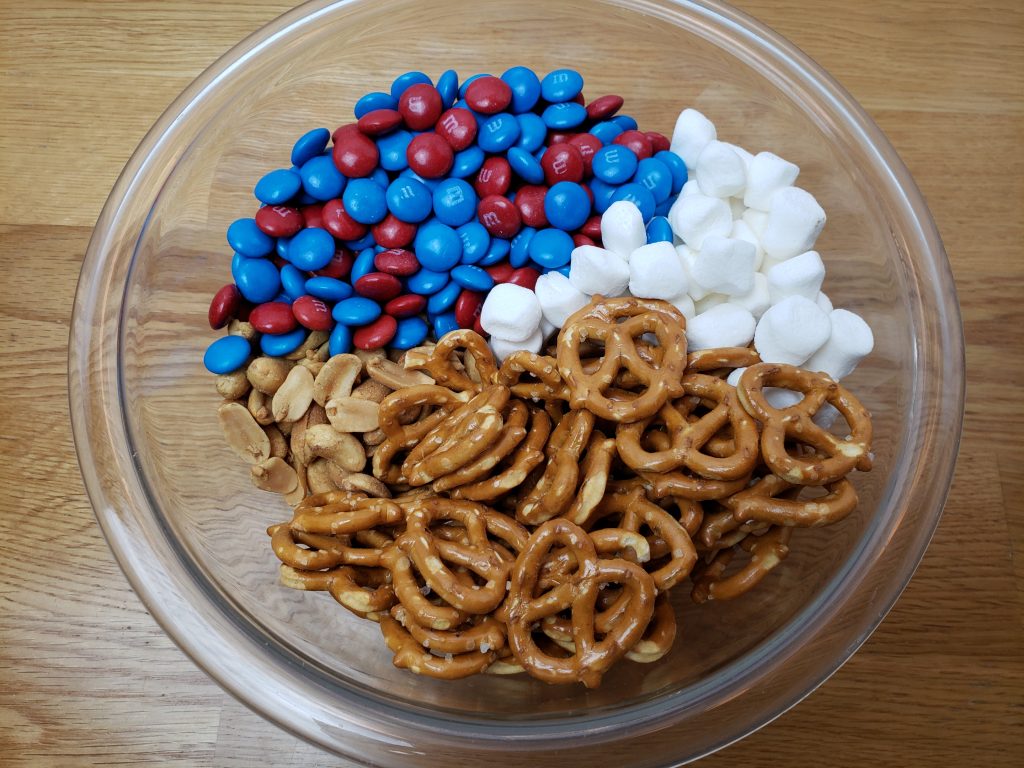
[1,1,1021,764]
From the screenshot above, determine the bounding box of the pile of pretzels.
[266,296,873,687]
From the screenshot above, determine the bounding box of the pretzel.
[289,492,404,536]
[449,407,552,501]
[616,373,759,481]
[403,329,498,392]
[685,347,761,375]
[278,564,395,620]
[497,351,569,401]
[504,518,657,688]
[557,296,687,422]
[691,525,792,603]
[737,363,873,485]
[516,409,595,524]
[632,470,749,502]
[401,385,510,486]
[380,614,497,679]
[372,385,469,483]
[625,593,677,663]
[587,486,697,592]
[560,434,617,527]
[269,524,387,570]
[430,398,529,492]
[396,496,526,615]
[390,604,506,656]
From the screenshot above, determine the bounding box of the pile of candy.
[204,67,690,375]
[255,298,873,687]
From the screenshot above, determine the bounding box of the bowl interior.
[82,0,957,762]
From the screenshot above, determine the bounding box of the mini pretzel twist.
[557,296,688,423]
[430,398,530,493]
[691,525,792,603]
[497,351,569,401]
[616,373,760,481]
[504,518,657,688]
[379,614,498,679]
[685,347,761,375]
[404,329,498,392]
[515,410,596,525]
[737,363,873,485]
[372,385,469,484]
[278,564,395,621]
[401,385,510,486]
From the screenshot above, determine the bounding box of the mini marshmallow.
[753,295,831,365]
[534,271,590,328]
[816,292,833,314]
[743,151,800,211]
[766,250,825,304]
[761,186,826,260]
[669,293,696,321]
[690,236,757,296]
[479,283,543,343]
[803,308,874,380]
[628,241,689,300]
[601,201,646,258]
[742,208,769,240]
[730,272,770,318]
[723,142,754,171]
[731,218,764,270]
[539,316,558,342]
[695,140,747,198]
[490,327,544,362]
[669,108,717,170]
[694,293,729,314]
[813,403,840,430]
[727,368,803,410]
[686,303,756,351]
[680,179,701,197]
[729,196,746,220]
[674,245,710,301]
[668,193,733,249]
[569,245,630,297]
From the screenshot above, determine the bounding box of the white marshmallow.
[761,186,826,260]
[753,295,831,365]
[534,272,589,328]
[601,201,646,258]
[723,143,754,171]
[628,241,689,300]
[729,196,746,220]
[669,293,696,321]
[730,272,771,318]
[569,245,630,297]
[669,108,717,170]
[727,368,804,410]
[680,179,701,197]
[813,403,840,430]
[731,219,764,270]
[694,293,728,314]
[674,245,710,301]
[479,283,542,343]
[803,309,874,380]
[668,193,733,249]
[816,292,833,314]
[690,236,757,296]
[743,151,800,211]
[742,208,769,240]
[686,303,756,351]
[489,327,543,362]
[759,254,789,274]
[766,250,826,304]
[695,140,747,198]
[539,316,558,344]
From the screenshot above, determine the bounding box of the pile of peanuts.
[215,320,433,503]
[214,297,873,687]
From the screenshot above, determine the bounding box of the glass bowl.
[69,0,964,765]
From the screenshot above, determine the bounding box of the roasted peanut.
[304,424,366,472]
[351,378,392,404]
[272,365,315,423]
[306,458,339,494]
[228,319,257,341]
[340,472,391,498]
[285,330,329,361]
[216,370,251,400]
[251,457,299,494]
[218,402,270,464]
[313,354,362,407]
[289,403,329,466]
[366,357,434,390]
[325,397,380,432]
[247,356,292,395]
[247,388,275,425]
[264,424,289,459]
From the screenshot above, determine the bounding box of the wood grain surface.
[1,1,1021,765]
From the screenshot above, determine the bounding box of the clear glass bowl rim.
[69,0,965,764]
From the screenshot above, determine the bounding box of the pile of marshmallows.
[480,107,874,400]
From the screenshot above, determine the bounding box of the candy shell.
[287,227,336,271]
[311,249,354,279]
[322,199,368,241]
[292,295,333,331]
[585,95,624,121]
[527,227,574,269]
[354,272,402,302]
[203,335,251,374]
[432,178,478,227]
[427,281,461,314]
[350,247,378,283]
[332,130,379,178]
[353,315,398,350]
[454,290,485,329]
[279,264,307,301]
[332,296,382,326]
[234,258,280,303]
[354,92,398,119]
[260,327,307,356]
[328,323,353,356]
[255,205,302,238]
[544,181,590,231]
[465,76,512,114]
[357,108,403,136]
[371,213,417,248]
[227,218,274,258]
[541,102,587,130]
[450,265,494,292]
[342,178,388,225]
[516,112,547,152]
[477,195,521,239]
[407,268,449,296]
[507,147,544,185]
[456,221,490,264]
[250,301,298,334]
[399,83,443,131]
[374,248,420,276]
[391,71,432,100]
[305,276,353,302]
[300,154,347,201]
[292,127,331,166]
[542,143,585,185]
[477,113,520,153]
[432,312,460,339]
[435,108,478,151]
[501,66,541,113]
[208,284,241,329]
[407,133,454,178]
[507,267,541,290]
[514,185,548,229]
[391,317,429,349]
[436,69,459,108]
[613,129,653,160]
[540,69,584,103]
[254,168,302,205]
[384,294,427,318]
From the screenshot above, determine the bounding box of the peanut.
[218,402,270,464]
[313,354,362,407]
[325,397,380,432]
[272,365,315,423]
